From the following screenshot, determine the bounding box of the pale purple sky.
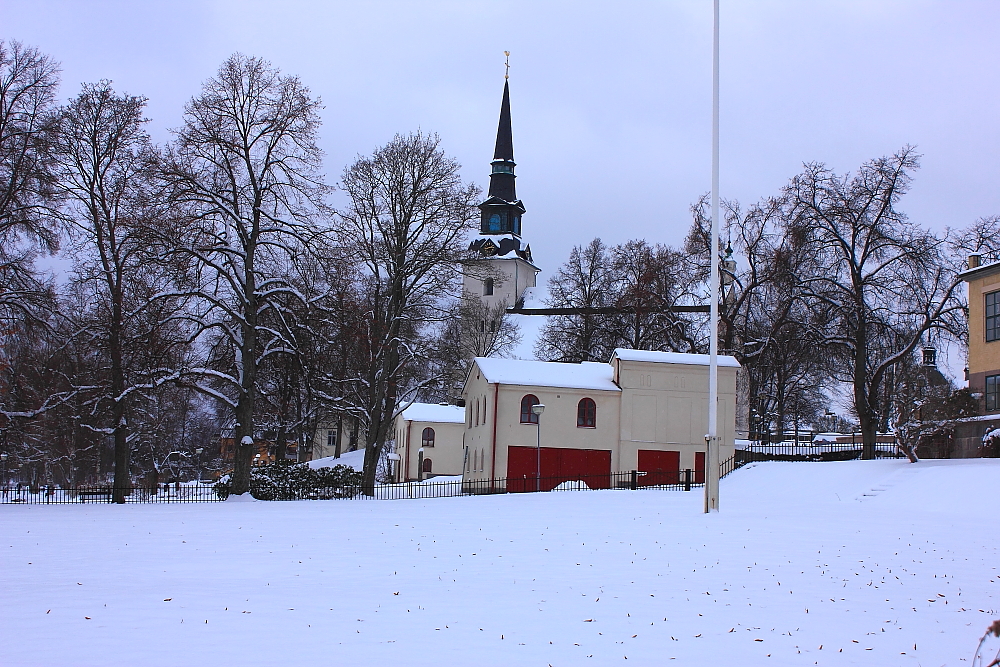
[6,0,1000,274]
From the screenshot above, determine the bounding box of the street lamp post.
[532,403,545,492]
[1,452,7,494]
[194,448,204,483]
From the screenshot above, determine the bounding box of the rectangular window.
[987,291,1000,342]
[987,374,1000,412]
[327,429,336,449]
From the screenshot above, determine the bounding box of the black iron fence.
[736,441,902,462]
[0,482,223,504]
[249,458,745,501]
[3,457,747,504]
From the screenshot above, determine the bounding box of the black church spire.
[477,77,526,240]
[487,80,517,203]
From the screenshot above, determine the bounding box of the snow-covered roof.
[958,259,1000,280]
[611,349,741,368]
[400,403,466,424]
[473,357,621,392]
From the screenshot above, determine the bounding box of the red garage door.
[637,450,680,486]
[695,451,705,484]
[507,446,611,492]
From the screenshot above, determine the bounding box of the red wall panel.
[637,449,680,486]
[506,446,611,491]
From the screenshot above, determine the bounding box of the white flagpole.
[705,0,721,513]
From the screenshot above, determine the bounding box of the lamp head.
[531,403,546,416]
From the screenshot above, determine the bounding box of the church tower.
[465,72,539,314]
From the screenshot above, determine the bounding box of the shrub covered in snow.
[215,462,361,500]
[982,428,1000,458]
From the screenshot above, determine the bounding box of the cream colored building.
[460,350,739,490]
[392,403,466,481]
[961,254,1000,413]
[310,418,366,461]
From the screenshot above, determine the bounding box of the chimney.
[969,254,982,269]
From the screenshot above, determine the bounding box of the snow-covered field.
[3,458,998,666]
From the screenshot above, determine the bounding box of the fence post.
[630,469,637,490]
[684,469,692,492]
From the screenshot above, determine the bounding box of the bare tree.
[0,41,61,325]
[160,54,327,494]
[785,147,966,459]
[338,131,479,491]
[45,81,176,501]
[607,239,703,353]
[687,195,832,438]
[535,238,617,362]
[0,41,63,434]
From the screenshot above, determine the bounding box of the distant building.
[219,436,291,466]
[310,418,366,461]
[956,253,1000,456]
[462,350,739,490]
[392,403,466,481]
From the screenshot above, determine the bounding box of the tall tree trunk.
[110,277,130,503]
[334,414,343,458]
[231,258,258,495]
[854,317,877,460]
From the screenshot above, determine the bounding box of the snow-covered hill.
[306,448,365,471]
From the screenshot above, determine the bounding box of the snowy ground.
[3,458,999,666]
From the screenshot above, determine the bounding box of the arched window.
[422,458,432,474]
[483,278,494,296]
[577,398,597,428]
[520,394,540,424]
[474,400,480,426]
[421,427,435,448]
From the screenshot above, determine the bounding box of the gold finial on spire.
[504,51,510,79]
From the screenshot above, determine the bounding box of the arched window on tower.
[422,458,433,474]
[488,213,501,232]
[520,394,539,424]
[577,398,596,428]
[421,427,435,448]
[483,278,494,296]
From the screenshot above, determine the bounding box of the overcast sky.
[6,0,1000,278]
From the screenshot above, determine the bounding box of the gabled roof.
[472,358,621,392]
[611,349,741,368]
[400,403,466,424]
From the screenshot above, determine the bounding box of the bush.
[214,462,362,500]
